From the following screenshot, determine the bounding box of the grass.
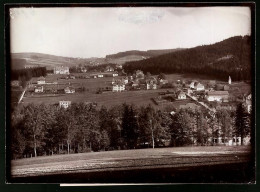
[22,73,251,109]
[11,146,251,178]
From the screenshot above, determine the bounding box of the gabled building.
[116,64,122,69]
[112,83,125,92]
[194,82,205,91]
[146,78,157,90]
[122,77,129,84]
[159,79,168,85]
[135,70,145,79]
[59,101,71,109]
[189,81,196,89]
[112,73,118,77]
[34,86,43,93]
[177,91,186,99]
[105,66,114,72]
[54,66,70,74]
[206,91,229,102]
[37,76,46,84]
[81,67,87,73]
[64,86,75,94]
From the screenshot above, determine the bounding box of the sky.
[10,7,251,58]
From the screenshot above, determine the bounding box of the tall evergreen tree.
[121,104,138,149]
[235,103,250,145]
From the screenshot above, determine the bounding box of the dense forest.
[123,36,252,81]
[10,103,251,159]
[106,48,184,59]
[11,67,47,82]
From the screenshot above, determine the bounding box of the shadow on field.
[11,162,254,183]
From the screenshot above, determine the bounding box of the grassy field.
[11,146,251,181]
[23,73,251,109]
[23,89,163,108]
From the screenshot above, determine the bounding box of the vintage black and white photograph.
[6,4,255,183]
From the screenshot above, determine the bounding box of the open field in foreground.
[9,146,254,183]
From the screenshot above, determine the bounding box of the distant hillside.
[123,36,252,81]
[10,48,184,70]
[105,48,184,64]
[10,53,107,70]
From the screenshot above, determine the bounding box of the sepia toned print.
[8,6,254,183]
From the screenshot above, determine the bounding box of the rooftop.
[207,91,229,96]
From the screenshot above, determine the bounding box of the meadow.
[22,73,251,109]
[11,145,251,183]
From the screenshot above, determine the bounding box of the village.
[11,65,252,116]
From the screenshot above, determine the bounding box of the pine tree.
[235,103,250,145]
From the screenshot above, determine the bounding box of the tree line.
[11,67,47,86]
[123,36,251,81]
[10,102,251,159]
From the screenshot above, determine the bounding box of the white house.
[146,79,157,90]
[112,83,125,92]
[64,86,75,94]
[187,88,193,95]
[177,91,186,99]
[34,86,43,93]
[194,83,205,91]
[54,66,70,74]
[105,66,114,72]
[81,67,87,73]
[116,64,123,69]
[122,77,129,84]
[206,91,229,102]
[189,81,196,89]
[112,73,118,77]
[159,79,168,84]
[37,76,46,84]
[59,101,71,109]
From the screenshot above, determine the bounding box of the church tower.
[228,76,231,85]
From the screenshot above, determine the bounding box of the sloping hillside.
[105,48,184,64]
[123,36,252,81]
[10,53,107,70]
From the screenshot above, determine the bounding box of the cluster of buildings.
[54,66,70,74]
[109,70,159,92]
[27,76,79,95]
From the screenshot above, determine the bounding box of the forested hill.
[106,48,184,59]
[123,36,252,81]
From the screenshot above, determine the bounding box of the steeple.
[228,76,231,85]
